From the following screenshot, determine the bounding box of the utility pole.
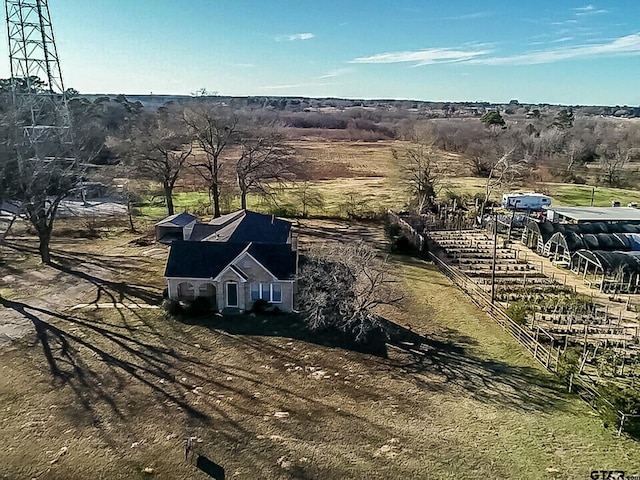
[506,200,520,243]
[491,210,498,304]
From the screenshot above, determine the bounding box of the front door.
[226,282,238,307]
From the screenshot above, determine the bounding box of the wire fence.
[389,210,640,436]
[569,373,640,436]
[428,251,560,371]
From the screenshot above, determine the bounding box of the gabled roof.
[165,241,247,278]
[203,210,291,244]
[155,212,198,227]
[247,243,297,280]
[165,241,296,280]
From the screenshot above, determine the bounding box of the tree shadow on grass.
[197,312,569,414]
[187,313,388,357]
[0,297,211,434]
[381,319,569,413]
[50,259,163,306]
[1,239,163,307]
[0,298,408,475]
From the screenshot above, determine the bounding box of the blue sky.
[1,1,638,105]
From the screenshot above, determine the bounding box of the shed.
[155,212,198,244]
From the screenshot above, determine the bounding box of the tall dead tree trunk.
[184,106,237,218]
[163,183,175,216]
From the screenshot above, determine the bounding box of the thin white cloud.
[443,11,492,21]
[350,47,491,66]
[275,33,314,42]
[472,32,640,65]
[574,4,608,16]
[317,67,353,79]
[229,63,255,68]
[350,32,640,69]
[551,19,578,25]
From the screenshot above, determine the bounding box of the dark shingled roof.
[247,243,297,280]
[165,241,247,279]
[207,210,291,244]
[155,212,197,227]
[188,224,220,242]
[165,241,296,280]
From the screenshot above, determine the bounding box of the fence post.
[618,413,626,437]
[568,373,573,393]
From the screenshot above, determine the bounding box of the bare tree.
[235,124,295,209]
[183,105,238,217]
[297,242,402,342]
[598,144,628,186]
[0,150,80,264]
[465,140,493,177]
[120,108,192,215]
[479,146,527,217]
[393,131,442,214]
[0,86,101,264]
[293,179,325,218]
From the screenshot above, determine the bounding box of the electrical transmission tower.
[3,0,79,264]
[5,0,71,157]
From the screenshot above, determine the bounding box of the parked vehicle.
[501,193,551,211]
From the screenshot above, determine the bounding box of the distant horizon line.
[76,92,637,109]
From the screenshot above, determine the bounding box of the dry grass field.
[1,220,640,479]
[139,137,640,221]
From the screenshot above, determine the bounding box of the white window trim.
[251,283,282,304]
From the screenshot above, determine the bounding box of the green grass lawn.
[137,191,212,220]
[439,177,640,208]
[547,183,640,207]
[138,178,410,222]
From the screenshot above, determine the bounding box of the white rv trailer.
[501,193,551,211]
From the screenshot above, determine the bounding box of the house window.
[250,283,282,303]
[272,284,282,303]
[250,283,261,302]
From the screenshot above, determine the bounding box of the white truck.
[501,193,551,211]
